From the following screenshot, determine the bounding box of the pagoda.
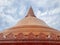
[0,7,60,45]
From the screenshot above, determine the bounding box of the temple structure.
[0,7,60,44]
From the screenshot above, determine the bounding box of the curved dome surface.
[16,16,48,27]
[15,7,48,27]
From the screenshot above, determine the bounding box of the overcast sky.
[0,0,60,31]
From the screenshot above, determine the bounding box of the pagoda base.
[0,40,60,45]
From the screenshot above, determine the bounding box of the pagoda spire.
[26,7,36,17]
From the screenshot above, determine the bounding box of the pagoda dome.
[15,7,48,27]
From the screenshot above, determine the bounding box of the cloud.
[5,7,17,14]
[19,5,26,16]
[0,0,17,31]
[0,0,14,6]
[0,12,17,30]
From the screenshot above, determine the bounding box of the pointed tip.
[26,6,36,17]
[29,6,33,10]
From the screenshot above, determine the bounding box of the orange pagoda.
[0,7,60,45]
